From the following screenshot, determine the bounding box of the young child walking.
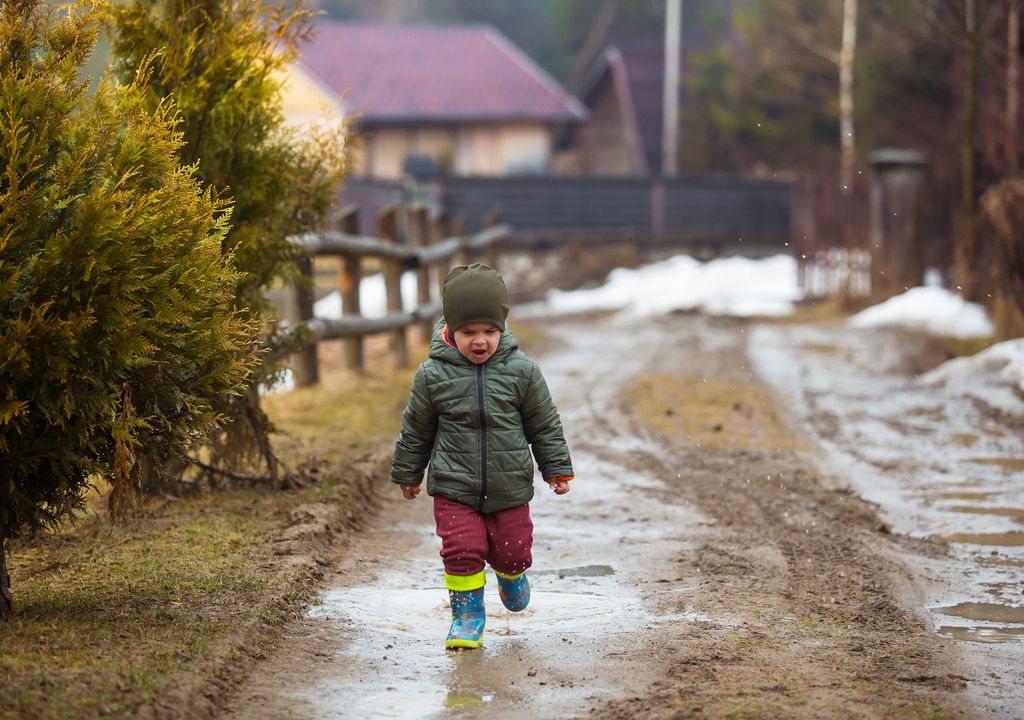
[391,263,574,650]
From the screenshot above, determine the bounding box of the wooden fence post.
[483,208,503,270]
[337,207,364,370]
[454,215,471,266]
[378,205,409,368]
[292,255,319,387]
[409,204,435,344]
[433,208,452,282]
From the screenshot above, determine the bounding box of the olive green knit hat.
[441,263,509,331]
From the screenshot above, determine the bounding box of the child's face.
[453,322,502,364]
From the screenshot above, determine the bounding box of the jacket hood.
[428,317,519,365]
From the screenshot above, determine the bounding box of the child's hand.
[400,484,421,500]
[549,479,570,495]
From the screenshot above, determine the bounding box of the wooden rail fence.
[287,202,509,387]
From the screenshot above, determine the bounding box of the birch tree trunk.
[838,0,858,251]
[839,0,858,196]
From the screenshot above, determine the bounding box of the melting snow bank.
[847,286,1021,415]
[921,338,1024,417]
[849,286,994,338]
[518,254,802,319]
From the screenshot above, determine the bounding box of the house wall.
[277,63,346,130]
[357,123,552,178]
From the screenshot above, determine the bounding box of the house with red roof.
[298,22,588,179]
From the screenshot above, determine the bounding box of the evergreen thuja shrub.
[106,0,349,484]
[0,0,258,617]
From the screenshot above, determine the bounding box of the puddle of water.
[968,457,1024,472]
[937,626,1024,644]
[532,564,615,578]
[299,559,654,718]
[933,491,998,501]
[445,693,494,709]
[797,342,844,356]
[978,556,1024,568]
[936,602,1024,624]
[941,532,1024,547]
[948,506,1024,522]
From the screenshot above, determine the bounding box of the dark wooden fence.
[340,174,792,254]
[288,203,507,387]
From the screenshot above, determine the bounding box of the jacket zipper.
[476,363,488,512]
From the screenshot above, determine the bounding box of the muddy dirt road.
[224,315,978,719]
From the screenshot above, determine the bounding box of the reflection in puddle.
[936,602,1024,624]
[532,564,616,578]
[948,505,1024,521]
[933,491,998,501]
[937,625,1024,643]
[942,532,1024,547]
[445,693,494,709]
[978,556,1024,568]
[968,457,1024,472]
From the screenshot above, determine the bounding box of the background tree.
[0,0,257,618]
[106,0,349,485]
[904,0,1011,299]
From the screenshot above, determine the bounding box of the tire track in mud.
[222,315,970,720]
[597,315,970,719]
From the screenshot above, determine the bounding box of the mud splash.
[936,602,1024,644]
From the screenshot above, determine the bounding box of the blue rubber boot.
[446,587,486,649]
[495,570,530,612]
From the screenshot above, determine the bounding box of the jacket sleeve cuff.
[544,475,573,484]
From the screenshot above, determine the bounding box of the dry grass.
[623,372,807,453]
[1,342,416,720]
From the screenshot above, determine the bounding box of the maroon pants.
[433,496,533,577]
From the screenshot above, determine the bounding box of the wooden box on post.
[869,149,929,295]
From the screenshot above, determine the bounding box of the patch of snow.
[848,286,994,338]
[259,368,295,396]
[520,254,802,319]
[920,338,1024,417]
[314,272,421,320]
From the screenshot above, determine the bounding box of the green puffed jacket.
[390,320,573,513]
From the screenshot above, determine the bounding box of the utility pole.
[663,0,681,176]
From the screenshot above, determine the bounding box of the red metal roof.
[299,22,588,124]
